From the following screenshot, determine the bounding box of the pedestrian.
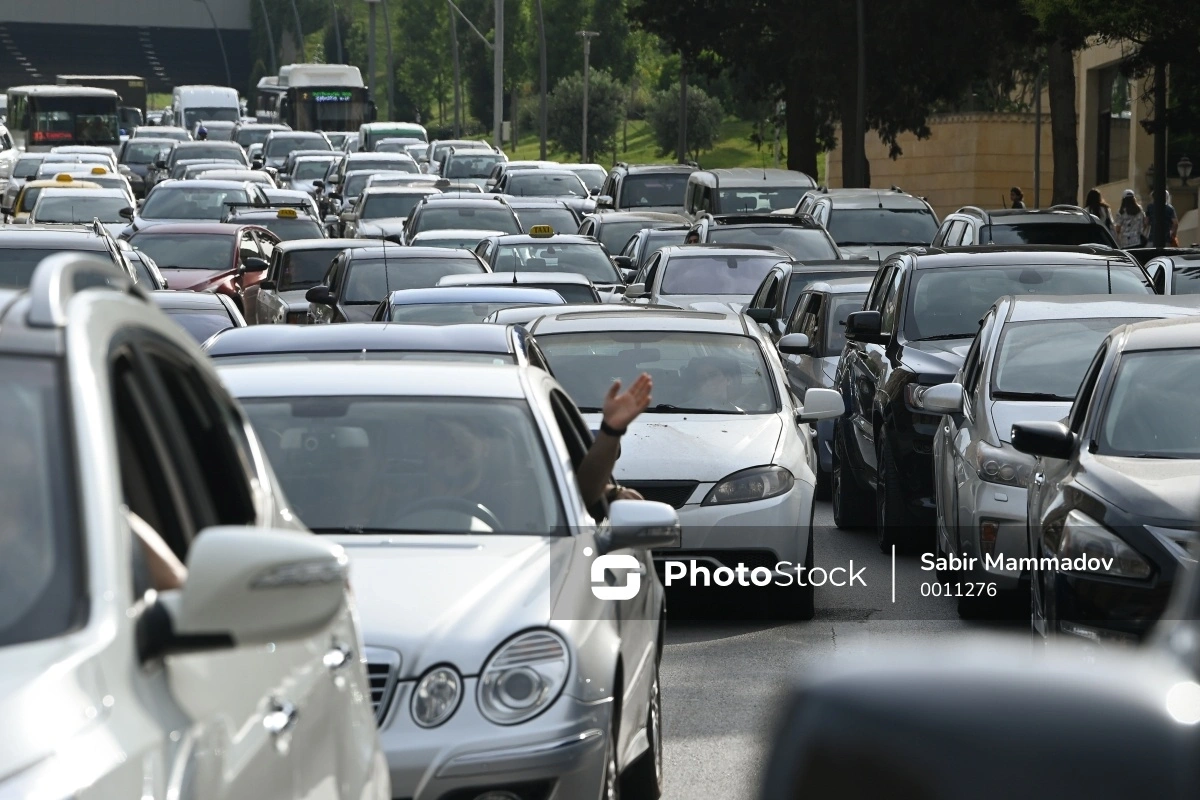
[1114,189,1147,249]
[1145,190,1179,247]
[1084,188,1114,234]
[1009,186,1026,209]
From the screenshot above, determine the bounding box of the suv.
[684,168,816,219]
[0,253,387,798]
[596,162,698,214]
[793,187,940,259]
[932,205,1118,248]
[686,213,841,261]
[403,195,523,241]
[0,222,146,290]
[831,245,1155,547]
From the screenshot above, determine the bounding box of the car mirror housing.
[777,332,812,355]
[305,284,335,306]
[604,500,681,551]
[624,282,646,299]
[118,206,135,220]
[845,310,886,343]
[596,194,614,209]
[1010,421,1076,460]
[242,257,270,273]
[619,268,638,283]
[797,387,844,423]
[259,279,276,291]
[920,383,965,415]
[746,307,774,323]
[612,254,634,271]
[340,210,356,222]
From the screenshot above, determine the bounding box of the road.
[659,500,1023,798]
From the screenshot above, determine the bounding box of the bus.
[56,75,147,132]
[254,64,375,131]
[6,86,121,152]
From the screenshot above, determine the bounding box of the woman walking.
[1114,189,1147,249]
[1085,188,1115,235]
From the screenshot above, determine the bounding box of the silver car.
[221,360,680,800]
[624,244,790,312]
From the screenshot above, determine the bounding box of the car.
[282,154,341,194]
[193,167,277,187]
[130,124,192,141]
[28,187,134,236]
[219,359,678,800]
[563,162,608,195]
[406,228,507,250]
[2,153,50,209]
[0,223,141,289]
[623,243,792,311]
[251,238,379,325]
[258,130,333,171]
[362,172,443,192]
[932,205,1119,248]
[223,205,326,242]
[1122,246,1200,268]
[324,168,416,219]
[474,229,627,298]
[4,175,103,224]
[371,286,568,323]
[405,195,523,240]
[529,308,845,619]
[49,145,118,171]
[341,185,443,240]
[43,165,136,200]
[192,118,236,141]
[1012,316,1200,643]
[276,147,344,178]
[371,136,426,155]
[124,222,280,312]
[331,151,422,193]
[505,197,581,235]
[596,163,698,214]
[438,271,602,304]
[261,187,322,222]
[1144,251,1200,295]
[0,253,388,800]
[615,223,691,272]
[116,238,168,289]
[148,288,247,343]
[744,259,881,343]
[358,121,429,151]
[321,130,356,151]
[425,138,495,173]
[685,213,842,261]
[683,168,817,218]
[831,245,1156,548]
[494,168,590,201]
[577,210,690,254]
[148,141,248,189]
[792,186,941,259]
[440,147,508,187]
[925,295,1200,618]
[307,244,490,324]
[482,159,559,192]
[773,277,875,498]
[204,321,554,368]
[170,158,246,182]
[231,121,291,150]
[116,137,176,197]
[483,301,677,327]
[123,179,270,234]
[33,158,114,182]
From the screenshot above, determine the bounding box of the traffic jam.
[1,63,1198,800]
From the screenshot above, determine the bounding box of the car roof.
[528,308,750,336]
[805,277,875,294]
[128,222,250,235]
[911,245,1135,268]
[23,179,102,189]
[1119,317,1200,351]
[417,196,512,208]
[489,234,599,246]
[984,208,1092,221]
[217,361,530,399]
[153,179,258,190]
[346,152,417,161]
[275,238,375,252]
[1000,295,1200,324]
[585,211,689,224]
[657,243,791,258]
[702,168,815,186]
[440,271,590,285]
[0,228,109,248]
[617,163,697,174]
[346,245,478,260]
[205,322,515,356]
[37,187,128,199]
[387,286,566,304]
[788,258,876,269]
[148,290,230,310]
[486,302,678,325]
[502,198,574,208]
[409,228,506,239]
[172,141,243,151]
[362,185,441,195]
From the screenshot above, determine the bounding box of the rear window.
[1171,262,1200,295]
[344,257,485,302]
[280,249,341,290]
[414,206,521,234]
[164,308,237,343]
[707,227,837,260]
[0,246,108,288]
[987,222,1116,247]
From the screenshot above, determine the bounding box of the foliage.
[546,69,626,158]
[646,85,724,161]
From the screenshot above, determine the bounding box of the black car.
[577,209,689,254]
[117,137,176,198]
[932,205,1119,248]
[745,259,879,343]
[1013,317,1200,643]
[403,196,523,241]
[148,141,248,189]
[0,223,140,290]
[684,213,842,261]
[615,223,690,272]
[832,245,1155,548]
[149,289,246,343]
[594,162,698,214]
[503,198,581,236]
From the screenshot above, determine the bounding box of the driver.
[686,356,738,407]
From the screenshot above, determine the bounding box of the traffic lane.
[660,500,1023,800]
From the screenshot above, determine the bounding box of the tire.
[875,435,914,553]
[769,525,816,620]
[622,665,662,800]
[832,422,872,529]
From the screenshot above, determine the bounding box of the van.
[684,168,817,219]
[168,85,240,131]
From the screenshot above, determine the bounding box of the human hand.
[614,486,644,501]
[602,373,653,432]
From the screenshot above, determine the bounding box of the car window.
[879,265,905,334]
[751,272,779,310]
[343,257,485,302]
[824,293,868,353]
[660,254,784,296]
[239,232,259,265]
[960,321,986,399]
[1068,342,1110,434]
[991,317,1147,402]
[798,293,823,342]
[1095,349,1200,458]
[786,293,811,335]
[865,264,892,312]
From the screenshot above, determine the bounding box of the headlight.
[971,441,1034,488]
[411,666,462,727]
[703,465,794,505]
[1059,509,1152,579]
[478,630,570,725]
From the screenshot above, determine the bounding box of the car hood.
[356,218,409,237]
[989,400,1071,443]
[1080,455,1200,525]
[158,267,233,291]
[657,294,751,313]
[334,534,573,677]
[584,413,784,482]
[899,338,973,381]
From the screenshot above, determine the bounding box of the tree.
[646,85,724,161]
[546,69,625,159]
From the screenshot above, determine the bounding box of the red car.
[125,223,282,314]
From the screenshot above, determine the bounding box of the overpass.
[0,0,253,94]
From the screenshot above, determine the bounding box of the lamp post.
[382,0,395,120]
[1179,155,1193,186]
[535,0,548,159]
[577,31,598,162]
[493,0,504,149]
[256,0,278,75]
[365,0,380,108]
[194,0,232,87]
[330,0,344,63]
[446,0,495,137]
[289,0,307,62]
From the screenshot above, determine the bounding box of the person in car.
[685,357,740,409]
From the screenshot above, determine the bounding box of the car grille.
[622,480,699,508]
[364,647,401,726]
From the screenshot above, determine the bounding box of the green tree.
[546,69,625,159]
[646,85,724,161]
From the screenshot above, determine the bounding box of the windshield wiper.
[1130,453,1187,460]
[647,403,745,415]
[310,526,413,535]
[913,333,973,341]
[991,390,1072,401]
[576,405,603,413]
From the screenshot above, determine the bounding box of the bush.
[546,69,625,159]
[646,85,725,161]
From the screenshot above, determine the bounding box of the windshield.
[17,187,50,214]
[344,257,484,303]
[1172,263,1200,295]
[184,106,239,127]
[906,265,1153,341]
[362,194,425,220]
[33,195,129,223]
[280,249,339,290]
[538,331,778,414]
[597,221,659,253]
[0,247,110,288]
[992,318,1148,400]
[241,397,564,533]
[494,242,618,283]
[415,206,521,234]
[825,294,868,353]
[444,153,505,178]
[293,159,335,179]
[626,228,688,259]
[661,254,784,296]
[122,141,170,165]
[165,309,236,343]
[129,233,232,269]
[1097,349,1200,458]
[33,98,119,145]
[708,227,838,260]
[366,127,426,148]
[619,174,689,208]
[413,234,493,249]
[258,217,324,241]
[718,186,810,213]
[389,301,554,324]
[506,172,588,197]
[170,144,246,166]
[13,156,44,179]
[266,135,331,157]
[785,270,873,316]
[349,158,419,176]
[236,128,280,148]
[829,208,939,246]
[512,207,578,234]
[987,222,1115,246]
[0,358,81,647]
[140,185,250,220]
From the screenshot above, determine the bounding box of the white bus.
[255,64,375,131]
[6,85,121,152]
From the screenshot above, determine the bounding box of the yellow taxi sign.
[529,224,555,238]
[277,208,298,219]
[90,166,108,175]
[55,173,74,182]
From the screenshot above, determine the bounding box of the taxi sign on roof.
[277,208,298,219]
[91,166,108,175]
[55,173,73,182]
[529,225,555,237]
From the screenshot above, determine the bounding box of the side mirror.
[620,268,637,283]
[312,179,324,191]
[624,282,646,298]
[612,255,634,271]
[155,159,167,169]
[596,194,614,209]
[306,284,335,306]
[251,159,263,170]
[797,387,844,423]
[919,383,964,415]
[603,500,681,551]
[241,257,270,273]
[845,310,886,343]
[146,526,348,657]
[777,332,812,355]
[340,210,356,222]
[324,214,339,225]
[746,307,774,323]
[119,206,134,220]
[0,207,10,217]
[259,279,276,291]
[1011,420,1076,460]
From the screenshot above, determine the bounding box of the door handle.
[263,698,298,736]
[323,642,353,671]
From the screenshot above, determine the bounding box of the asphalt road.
[659,500,1023,799]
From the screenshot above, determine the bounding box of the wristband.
[600,420,626,437]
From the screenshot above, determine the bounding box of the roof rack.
[890,185,904,193]
[27,252,143,329]
[959,205,987,218]
[1048,204,1086,214]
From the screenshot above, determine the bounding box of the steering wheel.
[395,496,503,532]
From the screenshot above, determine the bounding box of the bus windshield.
[293,89,370,131]
[28,95,120,146]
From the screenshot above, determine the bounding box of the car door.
[256,248,286,325]
[935,320,981,550]
[629,252,660,305]
[311,254,344,324]
[748,269,781,337]
[948,313,995,543]
[781,292,814,396]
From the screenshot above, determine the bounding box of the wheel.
[875,436,914,553]
[832,422,872,529]
[769,525,816,620]
[621,664,662,800]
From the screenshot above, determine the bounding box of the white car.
[530,308,845,618]
[29,187,135,236]
[221,360,679,800]
[624,243,791,313]
[0,253,388,798]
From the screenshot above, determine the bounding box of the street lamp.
[289,0,307,61]
[194,0,232,87]
[577,31,598,162]
[1178,155,1193,186]
[364,0,381,107]
[256,0,278,75]
[330,0,344,63]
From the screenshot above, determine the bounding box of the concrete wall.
[0,0,250,29]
